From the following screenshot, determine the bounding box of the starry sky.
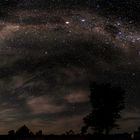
[0,0,140,134]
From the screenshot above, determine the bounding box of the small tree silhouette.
[82,82,125,135]
[8,130,15,136]
[16,125,30,137]
[36,130,43,136]
[66,130,75,135]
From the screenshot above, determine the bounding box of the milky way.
[0,1,140,134]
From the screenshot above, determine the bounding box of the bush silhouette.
[36,130,43,136]
[66,130,75,135]
[8,130,15,136]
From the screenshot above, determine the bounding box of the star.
[65,21,70,25]
[81,19,86,22]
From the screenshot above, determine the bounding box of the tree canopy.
[82,82,125,135]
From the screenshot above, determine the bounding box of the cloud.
[65,90,89,103]
[26,96,65,114]
[0,107,20,131]
[0,108,17,120]
[115,110,140,133]
[122,110,140,121]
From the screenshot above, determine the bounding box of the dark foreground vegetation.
[0,134,133,140]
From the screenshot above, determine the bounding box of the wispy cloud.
[117,109,140,132]
[65,90,89,103]
[0,107,20,134]
[26,96,65,114]
[0,108,19,121]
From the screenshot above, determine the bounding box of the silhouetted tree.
[81,126,88,135]
[29,131,34,136]
[132,127,140,139]
[82,82,125,135]
[36,130,43,136]
[66,130,75,135]
[8,130,15,136]
[16,125,30,137]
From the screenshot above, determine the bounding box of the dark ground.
[0,135,134,140]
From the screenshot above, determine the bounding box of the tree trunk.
[105,128,110,135]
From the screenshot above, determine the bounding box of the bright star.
[81,19,86,22]
[65,21,70,25]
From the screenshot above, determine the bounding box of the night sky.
[0,0,140,134]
